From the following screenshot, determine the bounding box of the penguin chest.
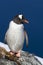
[14,28,24,49]
[7,25,24,52]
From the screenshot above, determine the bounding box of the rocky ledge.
[0,51,42,65]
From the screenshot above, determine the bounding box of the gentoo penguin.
[5,14,29,57]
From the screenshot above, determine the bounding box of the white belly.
[6,21,24,52]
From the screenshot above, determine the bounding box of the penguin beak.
[23,19,29,23]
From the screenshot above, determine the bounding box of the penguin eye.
[22,16,25,20]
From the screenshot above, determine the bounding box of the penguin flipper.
[24,31,28,47]
[4,34,7,44]
[4,30,8,44]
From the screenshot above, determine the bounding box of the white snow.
[0,42,43,65]
[0,42,10,51]
[35,56,43,65]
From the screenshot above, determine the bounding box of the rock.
[0,51,42,65]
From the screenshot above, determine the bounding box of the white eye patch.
[18,14,23,19]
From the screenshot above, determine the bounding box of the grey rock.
[0,51,42,65]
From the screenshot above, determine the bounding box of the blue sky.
[0,0,43,57]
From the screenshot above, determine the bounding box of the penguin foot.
[16,51,20,57]
[9,51,20,57]
[9,51,14,55]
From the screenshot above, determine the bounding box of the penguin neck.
[9,21,24,29]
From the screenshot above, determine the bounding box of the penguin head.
[13,14,29,24]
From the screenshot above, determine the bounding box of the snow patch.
[35,56,43,65]
[0,42,10,51]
